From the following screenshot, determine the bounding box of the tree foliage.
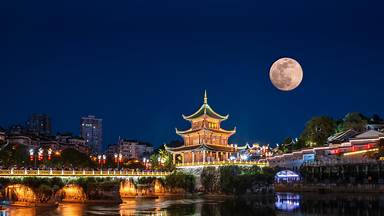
[278,137,293,153]
[198,165,277,194]
[149,145,174,171]
[59,148,96,168]
[299,116,336,147]
[164,171,195,192]
[341,112,367,132]
[201,167,219,192]
[0,144,29,167]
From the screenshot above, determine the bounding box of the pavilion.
[165,91,237,164]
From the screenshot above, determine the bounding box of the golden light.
[343,148,378,156]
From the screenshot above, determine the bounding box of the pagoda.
[165,91,237,164]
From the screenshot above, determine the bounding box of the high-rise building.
[26,114,52,135]
[80,115,102,154]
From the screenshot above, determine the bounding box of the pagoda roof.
[164,143,237,153]
[236,143,254,150]
[182,91,229,121]
[175,127,236,136]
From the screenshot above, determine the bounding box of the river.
[1,193,384,215]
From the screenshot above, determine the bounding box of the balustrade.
[0,169,170,177]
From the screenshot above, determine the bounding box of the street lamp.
[114,153,118,163]
[114,153,122,169]
[102,154,106,169]
[118,153,122,169]
[38,148,43,161]
[29,148,40,168]
[143,157,148,170]
[97,155,102,168]
[29,149,34,162]
[47,148,52,161]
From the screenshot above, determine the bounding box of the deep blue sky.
[1,0,384,149]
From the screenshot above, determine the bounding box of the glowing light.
[38,148,43,161]
[29,149,34,161]
[343,148,378,156]
[240,154,248,161]
[47,148,52,160]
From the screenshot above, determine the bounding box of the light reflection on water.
[58,203,85,216]
[275,193,300,212]
[1,194,384,215]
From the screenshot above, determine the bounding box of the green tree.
[201,167,219,192]
[0,144,29,167]
[293,138,305,150]
[300,116,336,147]
[278,137,293,153]
[60,148,96,168]
[341,112,367,132]
[219,166,239,194]
[149,145,174,171]
[164,171,195,192]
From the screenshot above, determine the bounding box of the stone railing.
[0,169,171,177]
[302,157,379,167]
[176,160,268,168]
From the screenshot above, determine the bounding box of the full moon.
[269,57,303,91]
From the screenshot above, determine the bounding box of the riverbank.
[275,183,384,193]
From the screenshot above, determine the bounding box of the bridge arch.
[56,184,86,202]
[5,184,37,202]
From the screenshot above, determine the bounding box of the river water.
[1,193,384,215]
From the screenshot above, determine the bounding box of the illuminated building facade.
[80,115,103,154]
[166,91,237,164]
[268,130,384,171]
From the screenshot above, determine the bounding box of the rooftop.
[182,91,229,121]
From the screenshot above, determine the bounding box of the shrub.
[165,171,195,192]
[201,167,219,193]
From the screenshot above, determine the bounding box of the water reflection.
[4,207,36,216]
[57,203,84,216]
[1,193,384,215]
[275,193,300,212]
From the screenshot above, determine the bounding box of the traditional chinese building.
[165,91,237,164]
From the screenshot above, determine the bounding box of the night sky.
[1,0,384,149]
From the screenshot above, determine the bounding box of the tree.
[201,167,219,192]
[0,143,29,167]
[60,148,96,168]
[164,171,195,192]
[278,137,293,153]
[150,144,175,171]
[299,116,336,147]
[219,166,239,194]
[293,138,305,150]
[369,114,383,124]
[341,112,367,132]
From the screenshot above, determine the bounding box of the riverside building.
[166,91,237,164]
